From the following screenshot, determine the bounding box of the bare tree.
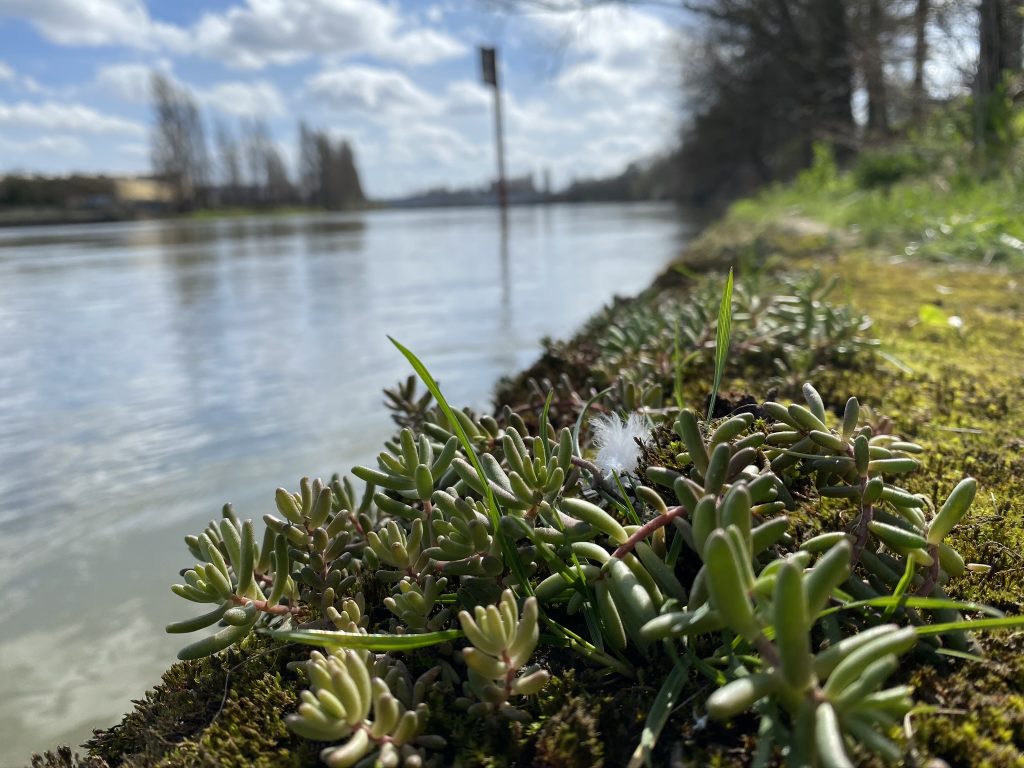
[976,0,1023,148]
[295,124,365,210]
[215,121,243,206]
[910,0,930,125]
[263,141,295,205]
[851,0,891,136]
[150,73,210,210]
[240,118,268,203]
[298,121,320,206]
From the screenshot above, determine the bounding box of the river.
[0,202,697,763]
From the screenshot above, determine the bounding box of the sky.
[0,0,687,198]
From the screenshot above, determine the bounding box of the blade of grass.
[883,556,917,617]
[915,615,1024,635]
[539,387,606,652]
[265,628,463,651]
[611,470,642,526]
[673,321,685,412]
[818,595,1005,619]
[877,349,913,375]
[389,338,628,673]
[627,655,690,768]
[539,389,554,463]
[935,648,986,662]
[572,387,612,459]
[389,336,533,597]
[707,268,734,421]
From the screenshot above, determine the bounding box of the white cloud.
[0,133,87,156]
[389,121,482,166]
[0,0,187,50]
[95,62,157,104]
[197,80,285,117]
[498,5,681,185]
[306,65,440,118]
[20,76,46,94]
[0,100,144,135]
[555,62,625,99]
[372,28,466,67]
[1,0,684,194]
[0,60,48,94]
[96,63,284,117]
[116,141,148,157]
[444,81,491,115]
[544,7,680,97]
[193,0,466,70]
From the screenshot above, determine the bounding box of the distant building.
[0,173,177,225]
[112,177,176,208]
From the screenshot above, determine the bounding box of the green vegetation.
[185,206,311,221]
[730,105,1024,266]
[37,98,1024,768]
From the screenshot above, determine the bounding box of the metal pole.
[480,47,508,213]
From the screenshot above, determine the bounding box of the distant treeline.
[671,0,1022,209]
[151,73,364,212]
[513,0,1023,211]
[557,156,679,204]
[0,175,116,208]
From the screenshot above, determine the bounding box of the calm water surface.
[0,202,696,763]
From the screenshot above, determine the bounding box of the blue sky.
[0,0,687,197]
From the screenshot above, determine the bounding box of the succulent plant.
[455,589,549,720]
[164,299,1018,767]
[286,648,442,768]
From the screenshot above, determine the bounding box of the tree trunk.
[1005,0,1023,71]
[816,0,855,154]
[863,0,889,137]
[979,0,1003,99]
[912,0,929,126]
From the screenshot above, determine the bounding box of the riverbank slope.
[31,153,1024,768]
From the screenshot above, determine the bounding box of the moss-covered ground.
[34,169,1024,767]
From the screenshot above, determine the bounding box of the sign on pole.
[481,47,498,87]
[479,46,507,213]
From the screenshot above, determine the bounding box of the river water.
[0,202,696,763]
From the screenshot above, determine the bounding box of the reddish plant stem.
[232,594,300,616]
[612,505,688,559]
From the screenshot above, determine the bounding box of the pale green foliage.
[166,325,1014,766]
[286,648,441,768]
[455,590,549,720]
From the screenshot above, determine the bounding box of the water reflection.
[0,203,695,763]
[0,215,368,253]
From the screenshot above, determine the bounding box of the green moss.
[494,209,1024,764]
[676,216,1024,764]
[83,637,317,768]
[530,672,608,768]
[909,635,1024,768]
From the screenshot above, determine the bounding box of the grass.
[727,102,1024,268]
[185,206,312,220]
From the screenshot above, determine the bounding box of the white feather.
[591,412,649,476]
